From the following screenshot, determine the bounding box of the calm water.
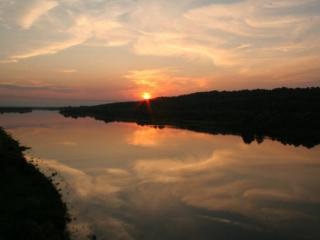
[1,111,320,240]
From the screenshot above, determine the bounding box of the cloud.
[2,0,319,68]
[19,0,59,29]
[0,59,18,64]
[8,36,87,61]
[0,0,319,96]
[0,83,71,92]
[59,141,78,146]
[125,68,209,97]
[59,69,78,73]
[4,11,129,62]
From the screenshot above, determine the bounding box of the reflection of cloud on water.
[9,112,320,239]
[243,189,303,202]
[33,157,135,240]
[27,140,320,240]
[39,159,129,198]
[197,215,262,232]
[131,147,320,231]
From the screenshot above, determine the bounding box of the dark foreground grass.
[0,127,70,240]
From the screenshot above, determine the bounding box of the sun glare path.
[142,92,152,100]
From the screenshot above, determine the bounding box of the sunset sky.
[0,0,319,106]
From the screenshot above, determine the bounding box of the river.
[1,111,319,240]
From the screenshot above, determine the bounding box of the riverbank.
[0,127,70,240]
[60,87,320,148]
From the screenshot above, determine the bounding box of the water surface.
[1,111,319,240]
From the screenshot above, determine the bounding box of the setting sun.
[142,92,152,100]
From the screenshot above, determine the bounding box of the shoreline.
[0,127,70,240]
[60,87,320,149]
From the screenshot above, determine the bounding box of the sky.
[0,0,319,106]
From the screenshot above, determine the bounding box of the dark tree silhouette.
[60,87,320,148]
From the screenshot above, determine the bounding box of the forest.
[60,87,320,148]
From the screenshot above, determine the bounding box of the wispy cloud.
[59,69,77,73]
[8,36,87,62]
[0,0,319,101]
[59,141,78,146]
[4,10,129,62]
[5,0,318,67]
[0,59,18,64]
[19,0,59,29]
[125,68,209,97]
[0,83,71,92]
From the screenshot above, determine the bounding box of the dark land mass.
[0,128,70,240]
[0,107,60,114]
[0,107,33,114]
[60,87,320,148]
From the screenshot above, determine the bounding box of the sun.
[142,92,152,100]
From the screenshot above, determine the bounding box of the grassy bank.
[0,127,70,240]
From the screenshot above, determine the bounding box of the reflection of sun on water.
[128,128,159,147]
[142,92,151,100]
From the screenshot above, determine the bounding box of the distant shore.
[0,107,59,114]
[0,127,70,240]
[60,87,320,148]
[1,87,319,148]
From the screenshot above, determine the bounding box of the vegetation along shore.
[60,87,320,148]
[0,127,70,240]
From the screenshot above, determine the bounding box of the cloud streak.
[0,83,71,92]
[2,0,318,66]
[125,68,209,97]
[19,0,59,29]
[0,0,319,103]
[9,36,86,61]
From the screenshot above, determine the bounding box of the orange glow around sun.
[142,92,152,100]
